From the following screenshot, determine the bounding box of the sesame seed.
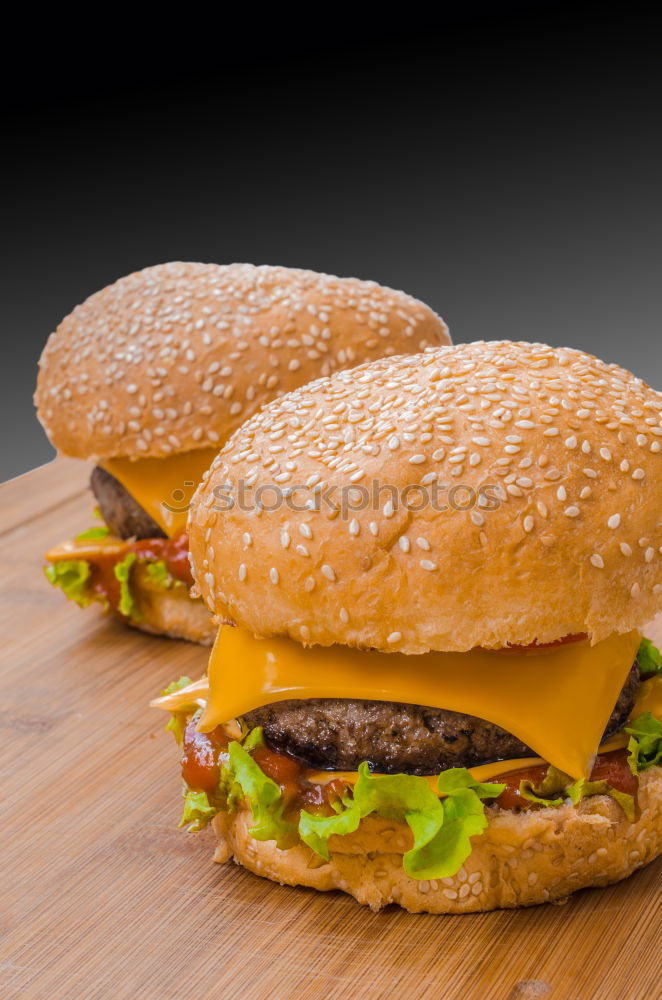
[387,631,402,644]
[269,567,279,585]
[645,547,655,563]
[608,514,621,529]
[409,454,426,465]
[590,554,605,568]
[420,559,437,571]
[564,506,580,518]
[564,436,578,448]
[321,564,336,581]
[299,523,312,539]
[631,582,641,598]
[369,521,379,536]
[339,608,349,624]
[349,518,360,536]
[470,511,485,526]
[280,531,291,549]
[383,500,395,518]
[632,468,645,480]
[523,516,535,533]
[399,535,411,552]
[416,537,431,551]
[620,542,633,556]
[238,563,247,582]
[557,486,567,501]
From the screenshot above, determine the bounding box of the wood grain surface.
[1,459,660,1000]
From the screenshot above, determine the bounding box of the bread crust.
[35,262,449,461]
[126,578,216,645]
[190,341,662,652]
[210,766,662,913]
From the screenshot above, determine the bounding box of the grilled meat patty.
[90,466,166,541]
[244,661,640,775]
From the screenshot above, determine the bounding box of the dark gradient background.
[3,4,661,482]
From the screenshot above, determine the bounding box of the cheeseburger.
[153,341,662,912]
[35,261,449,644]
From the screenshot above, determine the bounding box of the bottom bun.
[211,766,662,913]
[124,577,215,645]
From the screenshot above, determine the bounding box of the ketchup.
[180,721,229,794]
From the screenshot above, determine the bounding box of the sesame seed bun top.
[189,340,662,653]
[34,262,449,461]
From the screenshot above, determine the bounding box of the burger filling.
[44,467,194,621]
[153,637,662,882]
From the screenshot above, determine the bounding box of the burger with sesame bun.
[35,261,450,644]
[152,341,662,912]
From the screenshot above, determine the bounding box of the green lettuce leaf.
[299,763,504,880]
[566,778,635,822]
[162,676,193,696]
[519,765,569,808]
[161,676,194,744]
[637,638,662,678]
[625,712,662,773]
[113,552,141,619]
[178,789,218,832]
[44,559,94,608]
[145,560,183,590]
[75,525,111,541]
[519,763,635,819]
[226,738,296,847]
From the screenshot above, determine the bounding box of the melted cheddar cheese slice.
[197,627,642,779]
[101,448,218,537]
[153,671,662,791]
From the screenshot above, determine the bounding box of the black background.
[3,3,661,481]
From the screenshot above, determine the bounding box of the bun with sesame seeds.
[35,261,449,461]
[190,340,662,652]
[37,261,449,644]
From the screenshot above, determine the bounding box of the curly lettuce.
[113,552,141,619]
[637,638,662,678]
[44,559,94,608]
[75,525,111,541]
[626,712,662,773]
[178,790,217,832]
[225,738,297,848]
[299,764,504,880]
[145,560,184,590]
[520,764,635,819]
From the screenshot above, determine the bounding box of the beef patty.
[243,661,640,775]
[90,466,166,540]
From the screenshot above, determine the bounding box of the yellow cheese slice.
[307,758,548,793]
[101,448,218,537]
[198,627,642,779]
[153,666,660,793]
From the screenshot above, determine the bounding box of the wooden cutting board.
[1,459,660,1000]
